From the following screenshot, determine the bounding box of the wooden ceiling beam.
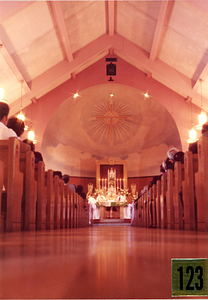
[49,2,73,63]
[0,40,30,93]
[108,0,115,36]
[0,1,34,24]
[9,33,206,115]
[193,62,208,93]
[150,0,172,61]
[111,34,203,106]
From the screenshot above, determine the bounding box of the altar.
[87,159,133,221]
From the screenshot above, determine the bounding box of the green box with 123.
[172,258,207,297]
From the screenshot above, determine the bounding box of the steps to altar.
[93,219,131,226]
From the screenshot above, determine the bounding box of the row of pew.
[132,136,208,231]
[0,137,92,232]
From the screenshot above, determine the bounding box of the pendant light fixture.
[17,80,25,122]
[187,99,197,143]
[196,79,207,130]
[27,101,37,143]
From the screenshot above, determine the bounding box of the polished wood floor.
[0,225,208,299]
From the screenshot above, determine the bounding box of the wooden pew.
[71,190,76,228]
[131,202,137,226]
[156,179,161,228]
[64,184,70,228]
[78,196,83,227]
[182,151,197,230]
[59,180,65,229]
[54,175,61,229]
[143,192,148,227]
[46,169,55,230]
[152,184,157,227]
[173,162,184,230]
[160,174,167,229]
[137,197,143,227]
[195,136,208,231]
[19,150,37,231]
[166,169,175,229]
[148,187,153,227]
[74,192,78,228]
[84,203,90,227]
[35,161,47,230]
[69,187,74,228]
[140,195,145,227]
[77,195,80,227]
[0,161,4,231]
[0,137,23,231]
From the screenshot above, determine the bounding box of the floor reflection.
[0,226,208,299]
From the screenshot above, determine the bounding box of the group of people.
[0,101,43,163]
[135,122,208,227]
[87,189,129,220]
[53,171,88,203]
[88,189,126,205]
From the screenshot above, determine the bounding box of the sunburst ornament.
[92,95,130,143]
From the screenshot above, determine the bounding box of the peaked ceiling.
[1,0,208,116]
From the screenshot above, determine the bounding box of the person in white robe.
[88,194,97,221]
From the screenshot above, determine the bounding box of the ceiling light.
[28,128,35,141]
[187,100,198,143]
[73,92,79,99]
[17,80,25,122]
[144,92,149,98]
[17,111,25,121]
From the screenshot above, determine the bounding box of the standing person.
[0,102,17,139]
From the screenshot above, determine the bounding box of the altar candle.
[102,178,104,189]
[120,178,121,189]
[117,179,118,189]
[105,178,107,189]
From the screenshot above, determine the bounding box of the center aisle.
[0,226,208,299]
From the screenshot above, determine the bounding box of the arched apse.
[42,84,182,177]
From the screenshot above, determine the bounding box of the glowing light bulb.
[17,111,25,122]
[198,110,207,125]
[28,129,35,141]
[189,127,196,140]
[73,92,79,99]
[144,92,149,98]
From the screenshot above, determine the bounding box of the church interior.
[0,1,208,299]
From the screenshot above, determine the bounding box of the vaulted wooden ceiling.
[1,0,208,116]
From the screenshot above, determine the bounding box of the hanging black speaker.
[106,62,116,76]
[106,58,117,79]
